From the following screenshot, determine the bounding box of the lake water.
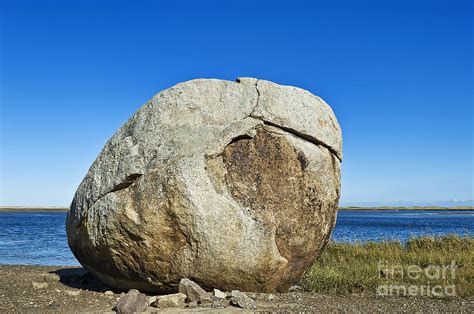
[0,210,472,266]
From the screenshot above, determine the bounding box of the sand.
[0,265,472,312]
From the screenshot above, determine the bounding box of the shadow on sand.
[52,267,115,293]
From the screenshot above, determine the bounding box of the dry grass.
[301,235,474,299]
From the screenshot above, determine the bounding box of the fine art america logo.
[377,260,457,297]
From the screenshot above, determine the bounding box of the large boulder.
[66,77,342,293]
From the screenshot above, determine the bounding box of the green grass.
[301,235,474,299]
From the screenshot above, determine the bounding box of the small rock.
[178,278,211,303]
[43,273,60,282]
[104,290,114,296]
[185,301,198,308]
[114,289,148,314]
[154,293,186,308]
[211,296,229,308]
[65,290,81,296]
[213,288,227,299]
[230,290,240,298]
[247,292,256,299]
[267,293,275,301]
[32,282,48,289]
[288,285,303,292]
[229,291,257,310]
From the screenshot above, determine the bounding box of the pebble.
[31,282,48,289]
[213,288,227,299]
[104,290,114,296]
[229,291,257,310]
[288,285,303,292]
[42,273,61,282]
[65,290,81,296]
[154,293,186,308]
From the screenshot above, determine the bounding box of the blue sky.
[0,0,472,206]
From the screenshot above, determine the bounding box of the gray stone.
[67,77,342,293]
[104,290,114,296]
[178,278,211,303]
[229,291,257,310]
[210,295,229,308]
[154,293,186,308]
[114,289,148,314]
[65,290,81,296]
[213,288,227,299]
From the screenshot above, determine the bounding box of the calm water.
[0,210,472,266]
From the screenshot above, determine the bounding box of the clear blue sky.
[0,0,472,206]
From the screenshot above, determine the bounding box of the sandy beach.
[1,265,472,312]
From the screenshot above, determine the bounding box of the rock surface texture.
[66,77,342,293]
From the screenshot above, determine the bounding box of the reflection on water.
[0,210,472,266]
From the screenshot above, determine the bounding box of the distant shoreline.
[1,206,472,212]
[0,207,69,212]
[338,206,473,211]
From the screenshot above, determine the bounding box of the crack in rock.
[240,79,342,162]
[260,120,342,162]
[109,173,143,193]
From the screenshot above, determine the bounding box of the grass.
[301,235,474,299]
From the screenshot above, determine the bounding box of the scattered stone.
[230,290,241,298]
[104,290,114,296]
[154,293,186,308]
[211,296,229,309]
[32,282,48,289]
[267,293,275,301]
[247,292,257,299]
[185,301,198,308]
[229,291,257,310]
[213,288,227,299]
[42,273,60,282]
[288,285,303,292]
[67,78,342,293]
[65,290,81,296]
[114,289,148,314]
[178,278,211,303]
